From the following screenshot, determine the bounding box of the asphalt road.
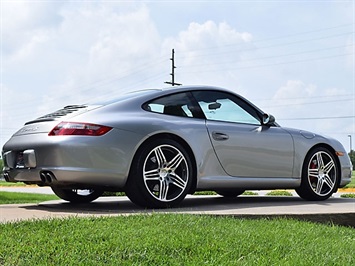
[1,187,354,227]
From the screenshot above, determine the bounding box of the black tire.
[295,147,339,201]
[51,187,103,203]
[126,138,193,208]
[215,189,245,198]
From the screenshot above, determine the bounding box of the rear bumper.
[2,129,144,189]
[338,155,353,188]
[3,166,127,189]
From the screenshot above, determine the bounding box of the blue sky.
[1,0,354,151]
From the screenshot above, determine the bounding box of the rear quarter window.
[143,92,196,118]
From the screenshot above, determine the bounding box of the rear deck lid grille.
[25,105,96,125]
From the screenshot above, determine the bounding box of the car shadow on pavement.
[21,195,355,228]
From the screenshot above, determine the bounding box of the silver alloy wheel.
[307,151,337,196]
[143,144,189,202]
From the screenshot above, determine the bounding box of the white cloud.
[270,80,349,119]
[51,4,163,104]
[2,1,63,59]
[9,29,54,63]
[345,36,354,68]
[162,20,253,89]
[163,20,252,60]
[86,5,161,76]
[267,80,354,149]
[166,20,252,48]
[0,83,37,146]
[4,3,164,109]
[272,80,316,109]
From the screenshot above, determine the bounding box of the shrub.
[340,193,355,198]
[266,190,293,196]
[242,191,258,196]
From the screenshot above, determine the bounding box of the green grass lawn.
[0,183,354,264]
[0,180,29,186]
[0,214,354,265]
[0,191,58,204]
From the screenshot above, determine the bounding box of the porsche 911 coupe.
[2,86,352,208]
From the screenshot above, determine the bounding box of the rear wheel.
[215,189,245,198]
[126,139,193,208]
[296,147,339,201]
[51,187,103,203]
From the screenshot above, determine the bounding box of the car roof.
[91,85,234,106]
[91,85,269,120]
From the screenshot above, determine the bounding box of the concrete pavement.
[0,186,54,194]
[1,190,354,227]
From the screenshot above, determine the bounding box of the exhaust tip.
[40,172,47,183]
[39,171,56,184]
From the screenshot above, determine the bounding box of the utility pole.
[349,134,353,152]
[165,49,182,86]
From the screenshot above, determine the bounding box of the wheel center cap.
[160,169,169,178]
[319,170,325,177]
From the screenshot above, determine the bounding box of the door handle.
[212,132,229,141]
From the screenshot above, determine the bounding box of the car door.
[192,90,295,178]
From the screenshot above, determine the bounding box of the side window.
[143,92,195,118]
[192,91,261,125]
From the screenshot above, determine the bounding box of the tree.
[0,159,3,178]
[348,150,355,170]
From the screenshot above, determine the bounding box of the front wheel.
[296,147,339,201]
[126,139,193,208]
[51,187,103,203]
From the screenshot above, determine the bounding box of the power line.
[261,98,355,108]
[278,115,355,121]
[177,23,353,55]
[177,32,353,59]
[180,52,353,74]
[180,43,354,68]
[246,23,353,43]
[3,24,353,111]
[4,55,169,108]
[252,93,354,101]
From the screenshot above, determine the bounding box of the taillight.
[49,122,112,136]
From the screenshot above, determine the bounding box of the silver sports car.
[2,86,352,208]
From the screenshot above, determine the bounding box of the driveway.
[1,194,354,227]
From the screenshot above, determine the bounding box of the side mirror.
[208,102,221,110]
[262,113,275,126]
